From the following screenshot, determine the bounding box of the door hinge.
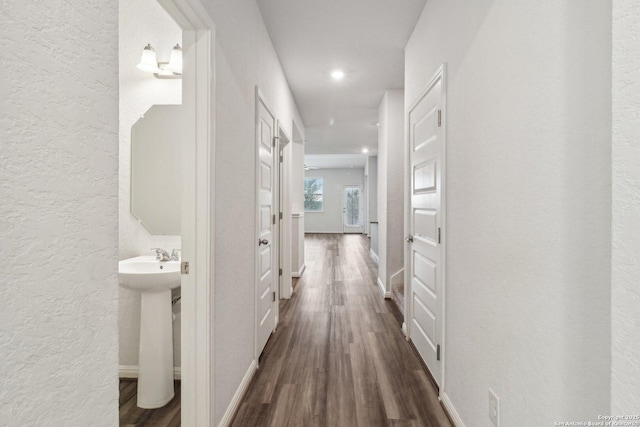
[272,214,276,225]
[437,344,441,361]
[437,227,441,244]
[279,268,282,276]
[279,212,283,220]
[272,291,276,302]
[437,109,442,127]
[181,261,189,275]
[279,155,283,163]
[273,136,279,147]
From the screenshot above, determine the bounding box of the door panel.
[407,72,444,386]
[256,96,276,357]
[414,208,437,242]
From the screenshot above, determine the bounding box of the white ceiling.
[305,154,368,170]
[257,0,427,155]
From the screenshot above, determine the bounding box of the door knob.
[405,235,414,243]
[259,238,269,246]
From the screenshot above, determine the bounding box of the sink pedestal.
[137,289,174,408]
[118,256,180,409]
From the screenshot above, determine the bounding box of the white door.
[343,185,363,234]
[256,92,277,357]
[406,67,445,386]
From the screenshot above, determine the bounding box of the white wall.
[406,1,612,425]
[366,155,378,236]
[291,143,305,213]
[118,0,182,370]
[377,90,405,293]
[291,133,306,275]
[0,1,119,425]
[304,169,365,233]
[199,1,305,423]
[612,0,640,413]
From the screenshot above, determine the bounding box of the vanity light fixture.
[137,43,182,79]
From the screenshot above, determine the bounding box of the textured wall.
[406,0,611,425]
[118,0,182,369]
[0,1,119,425]
[612,0,640,414]
[377,91,405,291]
[304,168,365,233]
[200,1,306,423]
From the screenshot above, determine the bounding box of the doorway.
[255,89,278,360]
[277,124,293,300]
[155,0,214,424]
[343,185,364,234]
[404,65,446,389]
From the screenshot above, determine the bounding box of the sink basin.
[118,255,181,408]
[119,256,180,292]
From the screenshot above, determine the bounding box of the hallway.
[231,234,451,427]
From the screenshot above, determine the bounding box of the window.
[304,177,323,212]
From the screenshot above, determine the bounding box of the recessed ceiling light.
[362,148,369,153]
[329,118,335,126]
[331,70,345,80]
[375,122,380,126]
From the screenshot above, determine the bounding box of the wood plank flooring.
[231,233,451,427]
[119,380,181,426]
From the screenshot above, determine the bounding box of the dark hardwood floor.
[119,379,180,426]
[231,233,451,427]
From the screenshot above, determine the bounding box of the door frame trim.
[403,63,447,392]
[254,87,279,363]
[156,0,215,424]
[277,123,293,300]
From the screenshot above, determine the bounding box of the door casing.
[157,0,215,424]
[277,123,293,299]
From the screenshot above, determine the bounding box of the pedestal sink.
[119,256,180,408]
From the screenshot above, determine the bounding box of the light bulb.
[167,44,182,74]
[331,70,345,80]
[136,44,159,73]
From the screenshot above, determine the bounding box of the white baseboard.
[292,263,306,278]
[119,365,182,380]
[440,391,465,427]
[218,360,258,427]
[390,268,404,288]
[377,277,391,299]
[370,248,379,265]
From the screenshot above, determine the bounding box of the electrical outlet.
[488,389,500,427]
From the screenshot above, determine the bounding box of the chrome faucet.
[151,248,171,262]
[170,249,181,261]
